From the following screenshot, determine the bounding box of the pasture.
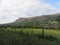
[0,28,60,45]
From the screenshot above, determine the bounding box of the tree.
[56,14,60,29]
[57,15,60,24]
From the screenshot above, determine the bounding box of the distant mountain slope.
[0,14,60,29]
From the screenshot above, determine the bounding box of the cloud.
[57,2,60,6]
[0,0,60,24]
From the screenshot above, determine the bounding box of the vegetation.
[0,14,60,29]
[0,28,60,45]
[56,14,60,24]
[0,14,60,45]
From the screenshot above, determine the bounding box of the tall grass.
[0,28,60,45]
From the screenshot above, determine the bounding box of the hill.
[0,14,60,29]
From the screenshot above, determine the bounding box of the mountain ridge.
[0,13,60,29]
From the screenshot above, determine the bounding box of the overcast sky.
[0,0,60,24]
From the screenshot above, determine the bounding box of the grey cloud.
[0,0,60,24]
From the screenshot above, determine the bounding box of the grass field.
[0,28,60,45]
[8,28,60,38]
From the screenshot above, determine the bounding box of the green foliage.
[56,15,60,24]
[0,28,60,45]
[1,14,60,29]
[0,14,60,45]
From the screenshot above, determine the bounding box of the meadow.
[0,28,60,45]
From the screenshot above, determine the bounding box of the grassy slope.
[1,14,59,28]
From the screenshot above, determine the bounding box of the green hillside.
[0,14,60,29]
[0,14,60,45]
